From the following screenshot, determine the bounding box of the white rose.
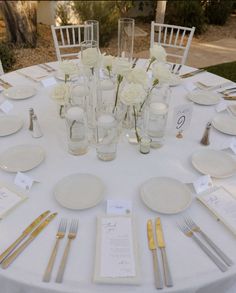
[120,83,146,106]
[126,68,148,87]
[81,47,100,68]
[102,55,114,68]
[112,58,131,77]
[150,44,167,62]
[59,60,78,76]
[152,62,172,83]
[51,83,71,104]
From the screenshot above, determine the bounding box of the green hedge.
[0,42,15,72]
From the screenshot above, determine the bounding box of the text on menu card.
[100,217,136,278]
[0,187,22,215]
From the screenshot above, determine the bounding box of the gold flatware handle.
[224,96,236,100]
[161,249,173,287]
[2,237,33,269]
[152,250,163,289]
[43,238,60,282]
[0,233,26,263]
[55,239,72,283]
[180,69,205,78]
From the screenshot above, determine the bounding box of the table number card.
[193,175,213,194]
[197,186,236,235]
[14,172,34,191]
[94,216,140,285]
[172,103,193,134]
[0,185,27,218]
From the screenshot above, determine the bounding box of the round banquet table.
[0,60,236,293]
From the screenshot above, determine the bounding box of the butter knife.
[2,212,57,269]
[0,78,12,89]
[224,96,236,100]
[180,69,205,79]
[147,219,163,289]
[156,218,173,287]
[0,210,50,264]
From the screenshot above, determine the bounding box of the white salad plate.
[0,145,45,172]
[54,173,105,210]
[140,177,192,214]
[212,113,236,135]
[3,85,37,100]
[192,149,236,178]
[0,115,23,136]
[186,90,221,105]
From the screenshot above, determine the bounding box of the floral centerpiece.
[146,44,167,72]
[59,60,78,83]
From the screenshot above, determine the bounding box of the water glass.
[65,106,88,155]
[118,18,135,62]
[96,113,118,161]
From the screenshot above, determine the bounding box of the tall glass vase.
[118,18,135,63]
[84,20,99,47]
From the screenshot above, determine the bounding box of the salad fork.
[42,218,67,282]
[177,222,228,272]
[184,217,233,266]
[55,219,79,283]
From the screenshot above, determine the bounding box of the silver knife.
[180,69,205,78]
[147,219,163,289]
[156,218,173,287]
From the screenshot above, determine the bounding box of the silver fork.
[177,222,228,272]
[175,64,182,75]
[184,217,233,266]
[42,218,67,282]
[171,63,176,73]
[55,219,79,283]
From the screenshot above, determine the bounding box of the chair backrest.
[150,22,195,65]
[0,59,4,75]
[51,24,93,61]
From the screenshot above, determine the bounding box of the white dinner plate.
[212,113,236,135]
[3,85,37,100]
[55,71,78,82]
[140,177,192,214]
[192,149,236,178]
[54,173,105,210]
[0,115,23,136]
[186,90,221,105]
[0,145,45,172]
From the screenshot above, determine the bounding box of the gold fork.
[55,219,78,283]
[42,218,67,282]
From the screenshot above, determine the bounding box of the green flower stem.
[112,74,123,113]
[106,65,112,78]
[133,105,141,143]
[59,104,64,117]
[146,56,156,72]
[65,74,69,83]
[139,78,159,112]
[70,120,76,139]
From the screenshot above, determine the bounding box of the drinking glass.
[118,18,135,62]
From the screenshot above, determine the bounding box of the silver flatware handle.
[55,239,72,283]
[192,234,228,272]
[152,250,163,289]
[199,231,233,266]
[42,238,60,282]
[161,249,173,287]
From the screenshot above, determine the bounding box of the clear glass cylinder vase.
[84,20,99,47]
[118,18,135,62]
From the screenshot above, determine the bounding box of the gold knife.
[156,218,173,287]
[0,210,50,263]
[224,96,236,100]
[180,69,205,78]
[0,78,12,89]
[1,212,57,269]
[147,219,163,289]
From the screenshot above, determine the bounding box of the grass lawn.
[204,61,236,83]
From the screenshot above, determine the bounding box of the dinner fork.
[132,57,139,68]
[184,217,233,266]
[175,64,182,75]
[171,63,176,73]
[55,219,79,283]
[42,218,67,282]
[177,222,228,272]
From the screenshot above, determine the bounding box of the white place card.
[183,81,197,92]
[193,175,213,194]
[197,186,236,235]
[172,103,193,133]
[0,184,27,218]
[215,99,228,112]
[229,137,236,154]
[14,172,34,190]
[107,199,132,215]
[0,100,13,113]
[41,77,57,88]
[100,217,135,278]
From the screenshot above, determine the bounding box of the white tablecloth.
[0,61,236,293]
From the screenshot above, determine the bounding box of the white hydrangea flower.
[59,60,78,76]
[126,67,148,87]
[120,82,146,106]
[152,62,172,84]
[81,47,101,68]
[150,44,167,62]
[51,83,71,104]
[102,55,114,68]
[112,58,131,77]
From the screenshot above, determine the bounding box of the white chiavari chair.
[0,59,4,75]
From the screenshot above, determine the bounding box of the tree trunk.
[0,1,37,48]
[155,1,167,24]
